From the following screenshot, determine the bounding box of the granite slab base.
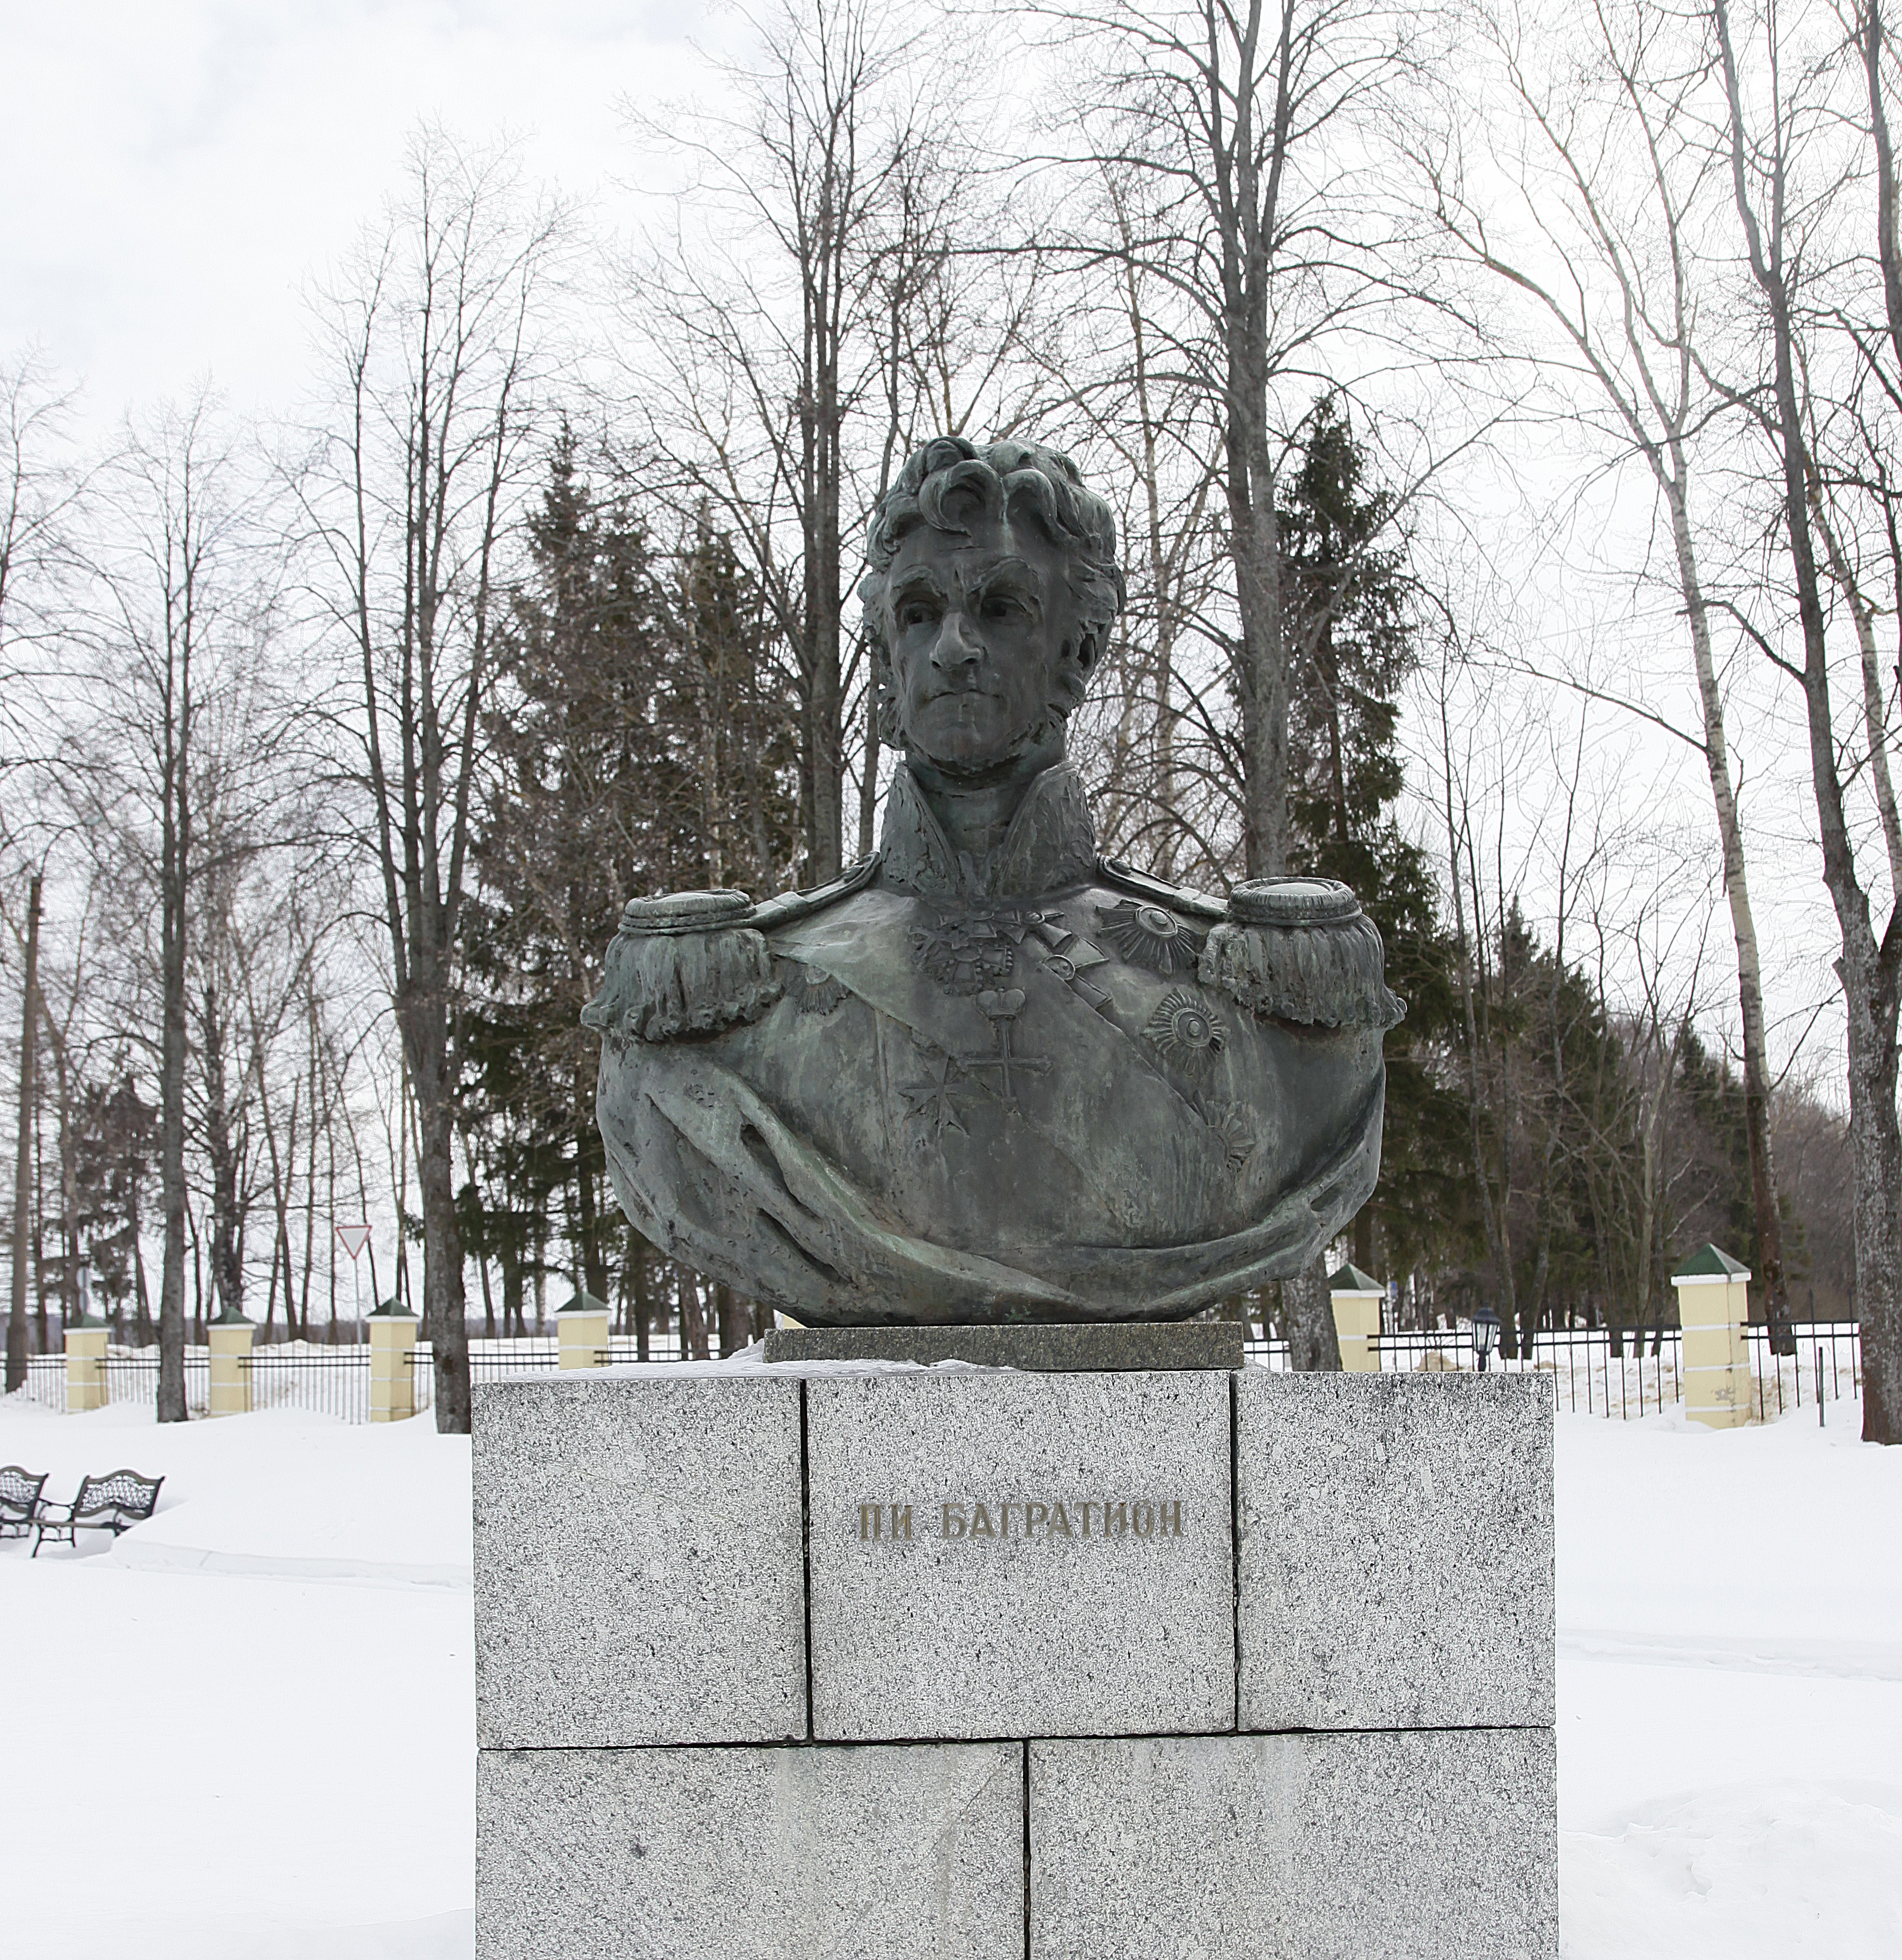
[472,1364,1556,1960]
[1237,1371,1555,1730]
[473,1374,804,1747]
[763,1319,1244,1369]
[805,1368,1233,1739]
[478,1741,1023,1960]
[1031,1729,1558,1960]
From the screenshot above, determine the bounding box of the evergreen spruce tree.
[467,425,683,1309]
[464,428,801,1337]
[1279,397,1477,1287]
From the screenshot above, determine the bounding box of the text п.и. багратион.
[855,1499,1187,1542]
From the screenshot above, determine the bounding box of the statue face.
[884,512,1079,775]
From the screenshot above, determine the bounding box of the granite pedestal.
[474,1362,1556,1958]
[762,1319,1244,1370]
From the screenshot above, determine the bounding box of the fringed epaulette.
[1199,878,1406,1030]
[582,859,882,1047]
[582,890,781,1045]
[1095,854,1229,921]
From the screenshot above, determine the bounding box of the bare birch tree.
[629,0,1028,884]
[1710,0,1901,1442]
[1428,0,1798,1352]
[298,132,562,1431]
[77,397,255,1420]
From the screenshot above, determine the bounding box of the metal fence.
[14,1350,212,1417]
[1238,1320,1863,1421]
[8,1320,1866,1424]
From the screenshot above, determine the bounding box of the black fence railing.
[1238,1320,1864,1421]
[7,1321,1865,1425]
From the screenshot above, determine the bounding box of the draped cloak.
[586,762,1401,1326]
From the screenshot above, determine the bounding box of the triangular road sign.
[334,1222,372,1261]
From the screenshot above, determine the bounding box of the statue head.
[858,437,1125,780]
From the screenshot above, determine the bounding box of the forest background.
[1,0,1894,1439]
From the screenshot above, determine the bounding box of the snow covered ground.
[3,1388,1898,1957]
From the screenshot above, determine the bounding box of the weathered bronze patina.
[585,437,1401,1325]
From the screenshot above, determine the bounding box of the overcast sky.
[0,1,730,433]
[0,0,1862,1094]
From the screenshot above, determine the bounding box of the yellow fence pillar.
[368,1309,421,1423]
[63,1324,109,1413]
[1327,1263,1386,1373]
[207,1318,255,1417]
[557,1292,612,1370]
[1672,1243,1754,1430]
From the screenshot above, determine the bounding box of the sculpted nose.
[930,608,983,673]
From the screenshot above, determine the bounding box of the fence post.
[1327,1263,1386,1373]
[63,1322,108,1413]
[1671,1244,1753,1430]
[368,1300,421,1423]
[207,1313,255,1417]
[557,1291,612,1371]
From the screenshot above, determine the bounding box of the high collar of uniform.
[879,760,1097,902]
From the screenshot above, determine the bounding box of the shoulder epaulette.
[751,853,882,933]
[583,857,884,1046]
[1095,854,1228,922]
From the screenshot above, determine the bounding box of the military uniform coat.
[586,762,1398,1325]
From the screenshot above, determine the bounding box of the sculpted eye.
[898,599,939,629]
[982,593,1025,621]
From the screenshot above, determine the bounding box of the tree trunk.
[408,1016,469,1430]
[575,1059,607,1303]
[1282,1254,1342,1371]
[131,1177,153,1347]
[1227,403,1289,879]
[716,1281,750,1358]
[6,872,40,1390]
[1669,466,1795,1353]
[1440,699,1518,1346]
[157,754,188,1423]
[1717,0,1901,1442]
[630,1236,651,1360]
[502,1241,524,1342]
[202,984,244,1324]
[680,1272,709,1360]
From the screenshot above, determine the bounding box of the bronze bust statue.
[584,436,1400,1325]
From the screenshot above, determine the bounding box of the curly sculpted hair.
[857,436,1127,743]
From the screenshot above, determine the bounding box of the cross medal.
[963,988,1050,1110]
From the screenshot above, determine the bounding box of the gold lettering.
[1076,1501,1095,1538]
[1048,1502,1073,1537]
[941,1501,967,1539]
[971,1502,996,1540]
[1132,1501,1155,1538]
[1025,1501,1048,1539]
[1102,1501,1127,1537]
[891,1504,912,1540]
[858,1503,882,1541]
[1159,1499,1183,1536]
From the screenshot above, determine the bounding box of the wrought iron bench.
[1,1465,48,1540]
[32,1469,164,1556]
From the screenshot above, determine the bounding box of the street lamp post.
[1473,1306,1500,1373]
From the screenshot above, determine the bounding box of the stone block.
[1029,1729,1558,1960]
[806,1368,1233,1740]
[476,1741,1024,1960]
[473,1374,805,1748]
[1236,1370,1553,1730]
[765,1320,1243,1369]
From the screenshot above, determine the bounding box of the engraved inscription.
[855,1497,1185,1543]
